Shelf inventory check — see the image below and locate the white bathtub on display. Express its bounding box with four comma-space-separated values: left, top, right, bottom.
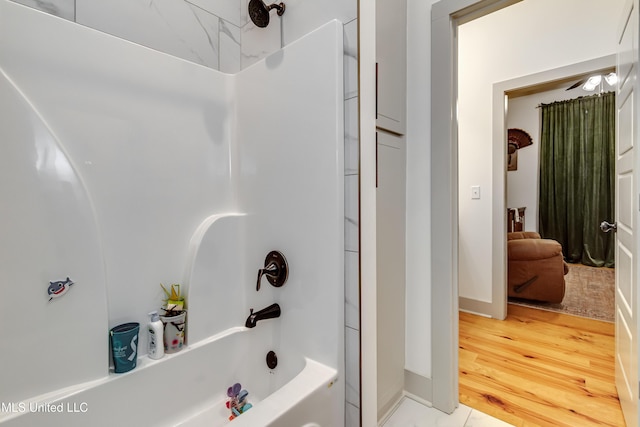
0, 325, 340, 427
179, 358, 338, 427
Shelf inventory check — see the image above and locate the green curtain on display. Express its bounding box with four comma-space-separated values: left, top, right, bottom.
539, 92, 615, 267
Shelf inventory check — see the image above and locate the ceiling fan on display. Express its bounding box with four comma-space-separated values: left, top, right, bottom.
566, 72, 617, 91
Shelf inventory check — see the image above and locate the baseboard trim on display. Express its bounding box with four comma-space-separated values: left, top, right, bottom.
377, 389, 404, 424
404, 369, 432, 404
377, 372, 434, 426
378, 369, 433, 426
459, 296, 497, 318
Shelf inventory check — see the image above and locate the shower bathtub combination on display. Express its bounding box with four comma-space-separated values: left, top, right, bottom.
0, 1, 345, 426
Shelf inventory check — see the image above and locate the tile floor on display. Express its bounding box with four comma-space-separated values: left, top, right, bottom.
381, 396, 513, 427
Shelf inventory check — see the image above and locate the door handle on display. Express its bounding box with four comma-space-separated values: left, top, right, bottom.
600, 221, 617, 233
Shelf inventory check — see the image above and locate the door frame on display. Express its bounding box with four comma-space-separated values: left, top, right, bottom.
430, 0, 522, 413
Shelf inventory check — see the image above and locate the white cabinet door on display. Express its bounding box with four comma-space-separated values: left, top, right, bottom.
376, 0, 406, 135
376, 129, 406, 413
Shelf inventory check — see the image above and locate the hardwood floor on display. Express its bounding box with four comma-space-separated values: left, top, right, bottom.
459, 304, 625, 427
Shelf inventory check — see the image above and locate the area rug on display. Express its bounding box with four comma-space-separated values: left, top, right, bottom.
509, 263, 615, 322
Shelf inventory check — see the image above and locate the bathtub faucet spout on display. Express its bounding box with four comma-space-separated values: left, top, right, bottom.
245, 303, 281, 328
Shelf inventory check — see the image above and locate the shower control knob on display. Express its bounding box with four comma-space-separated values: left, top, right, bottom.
256, 250, 288, 291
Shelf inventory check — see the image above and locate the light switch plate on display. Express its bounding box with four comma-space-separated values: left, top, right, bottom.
471, 185, 480, 199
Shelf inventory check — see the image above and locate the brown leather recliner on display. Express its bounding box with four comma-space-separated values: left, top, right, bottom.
507, 232, 569, 303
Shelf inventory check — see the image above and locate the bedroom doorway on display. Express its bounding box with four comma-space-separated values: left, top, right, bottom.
430, 0, 634, 419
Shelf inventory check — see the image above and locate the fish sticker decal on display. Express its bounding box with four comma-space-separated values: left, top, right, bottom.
48, 277, 74, 301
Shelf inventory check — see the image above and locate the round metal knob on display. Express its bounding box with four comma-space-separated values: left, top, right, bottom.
600, 221, 617, 233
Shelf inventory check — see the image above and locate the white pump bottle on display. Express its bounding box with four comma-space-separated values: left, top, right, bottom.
148, 311, 165, 360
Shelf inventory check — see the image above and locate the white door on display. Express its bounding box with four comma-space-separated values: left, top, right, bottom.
615, 1, 639, 425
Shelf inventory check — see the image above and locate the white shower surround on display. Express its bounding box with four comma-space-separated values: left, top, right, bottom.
0, 1, 344, 424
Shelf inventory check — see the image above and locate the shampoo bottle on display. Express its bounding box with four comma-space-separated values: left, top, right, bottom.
147, 311, 164, 360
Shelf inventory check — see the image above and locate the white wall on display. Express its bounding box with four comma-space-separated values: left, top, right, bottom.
236, 22, 344, 373
506, 99, 541, 230
1, 0, 235, 403
457, 0, 624, 305
405, 0, 437, 380
0, 70, 109, 404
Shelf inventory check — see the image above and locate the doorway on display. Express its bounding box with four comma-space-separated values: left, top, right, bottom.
504, 66, 616, 323
457, 59, 620, 425
430, 0, 628, 416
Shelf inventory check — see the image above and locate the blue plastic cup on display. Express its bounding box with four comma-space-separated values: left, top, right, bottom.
110, 322, 140, 373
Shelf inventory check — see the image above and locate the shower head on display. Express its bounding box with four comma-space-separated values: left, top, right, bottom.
248, 0, 285, 28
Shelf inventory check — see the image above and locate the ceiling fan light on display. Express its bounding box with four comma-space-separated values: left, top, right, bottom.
582, 75, 602, 91
604, 72, 618, 86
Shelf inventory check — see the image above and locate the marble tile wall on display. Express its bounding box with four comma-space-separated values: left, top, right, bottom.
343, 17, 360, 427
12, 0, 74, 20
14, 0, 360, 425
